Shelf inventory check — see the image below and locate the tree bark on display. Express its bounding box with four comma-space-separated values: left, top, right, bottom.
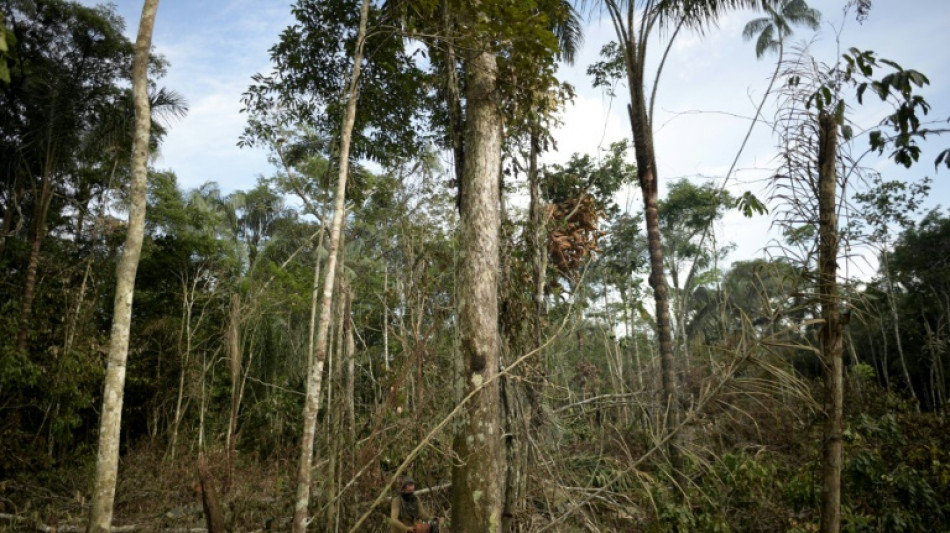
637, 146, 678, 439
609, 0, 681, 475
527, 131, 546, 348
343, 283, 357, 526
441, 0, 464, 196
16, 174, 52, 352
817, 111, 843, 533
881, 253, 918, 407
197, 453, 227, 533
451, 48, 504, 533
225, 293, 242, 493
87, 1, 158, 530
292, 0, 370, 530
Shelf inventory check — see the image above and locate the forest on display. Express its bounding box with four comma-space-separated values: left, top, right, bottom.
1, 0, 949, 531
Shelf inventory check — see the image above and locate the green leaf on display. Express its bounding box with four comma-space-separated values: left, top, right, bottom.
736, 191, 768, 218
869, 130, 885, 153
936, 149, 950, 170
880, 58, 902, 71
908, 70, 929, 87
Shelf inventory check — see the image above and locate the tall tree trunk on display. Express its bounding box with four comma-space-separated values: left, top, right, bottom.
605, 0, 681, 474
382, 263, 390, 373
817, 111, 843, 533
292, 0, 369, 529
87, 1, 158, 530
168, 274, 197, 461
527, 131, 545, 349
441, 0, 464, 194
343, 283, 357, 526
327, 275, 346, 530
16, 175, 52, 352
451, 48, 503, 533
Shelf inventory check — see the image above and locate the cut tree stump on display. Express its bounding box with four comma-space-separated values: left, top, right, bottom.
197, 452, 228, 533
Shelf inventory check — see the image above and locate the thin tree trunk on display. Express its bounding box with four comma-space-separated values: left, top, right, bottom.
16, 176, 52, 352
451, 48, 503, 533
626, 284, 644, 390
528, 131, 545, 348
307, 205, 328, 372
225, 293, 241, 493
877, 315, 891, 390
441, 0, 464, 191
817, 111, 843, 533
882, 253, 918, 407
607, 0, 682, 476
169, 275, 196, 461
64, 258, 93, 356
327, 276, 346, 529
343, 283, 356, 527
383, 264, 390, 373
921, 312, 939, 410
292, 0, 369, 529
87, 1, 158, 530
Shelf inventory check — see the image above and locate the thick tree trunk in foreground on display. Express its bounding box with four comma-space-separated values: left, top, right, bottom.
817, 111, 843, 533
451, 49, 504, 533
292, 0, 369, 530
87, 1, 158, 530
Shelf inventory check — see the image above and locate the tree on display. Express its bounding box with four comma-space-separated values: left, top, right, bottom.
815, 109, 843, 533
773, 38, 940, 533
590, 0, 768, 481
292, 0, 370, 529
854, 174, 929, 403
743, 0, 819, 59
87, 0, 159, 531
658, 179, 734, 361
888, 210, 950, 410
450, 44, 505, 532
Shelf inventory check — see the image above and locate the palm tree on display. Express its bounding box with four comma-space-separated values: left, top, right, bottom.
596, 0, 813, 488
714, 0, 820, 195
743, 0, 820, 59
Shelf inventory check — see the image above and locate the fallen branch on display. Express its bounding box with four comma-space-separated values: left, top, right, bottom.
553, 392, 644, 414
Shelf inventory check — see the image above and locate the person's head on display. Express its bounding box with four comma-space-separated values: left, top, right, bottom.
400, 477, 416, 497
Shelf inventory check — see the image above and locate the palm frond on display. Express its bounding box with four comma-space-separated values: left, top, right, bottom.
742, 17, 770, 40
554, 3, 584, 65
755, 24, 774, 58
654, 0, 767, 33
150, 87, 189, 125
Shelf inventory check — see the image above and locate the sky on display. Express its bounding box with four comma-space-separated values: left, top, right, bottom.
86, 0, 950, 275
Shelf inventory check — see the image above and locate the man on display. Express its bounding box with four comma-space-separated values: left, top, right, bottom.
390, 478, 434, 533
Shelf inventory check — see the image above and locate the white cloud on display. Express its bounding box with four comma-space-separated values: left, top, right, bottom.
546, 93, 628, 166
